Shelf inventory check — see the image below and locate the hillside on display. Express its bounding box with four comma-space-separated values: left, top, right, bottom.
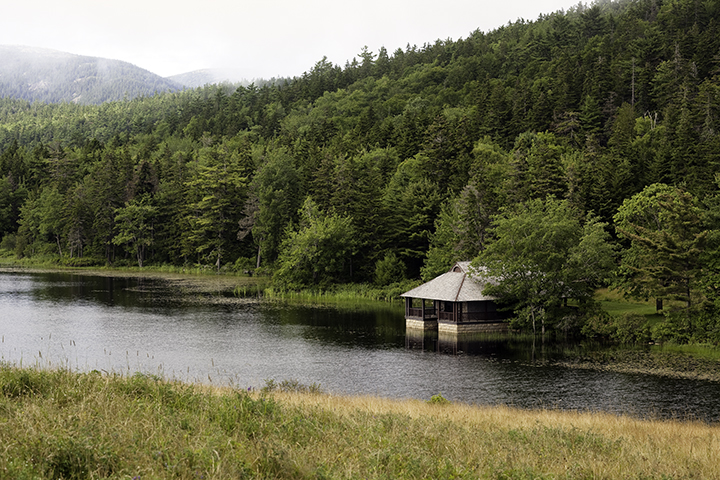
0, 45, 183, 104
1, 0, 720, 343
168, 68, 249, 88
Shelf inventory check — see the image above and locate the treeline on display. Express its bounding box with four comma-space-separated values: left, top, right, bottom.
1, 0, 720, 341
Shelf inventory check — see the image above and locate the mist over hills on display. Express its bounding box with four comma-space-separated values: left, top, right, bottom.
0, 45, 184, 104
167, 68, 254, 89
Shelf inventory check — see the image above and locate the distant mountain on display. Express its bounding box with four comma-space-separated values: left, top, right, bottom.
167, 68, 251, 89
0, 45, 184, 105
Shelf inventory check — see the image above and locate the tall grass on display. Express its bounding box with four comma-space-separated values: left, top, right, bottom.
264, 280, 420, 305
0, 255, 259, 278
2, 365, 719, 479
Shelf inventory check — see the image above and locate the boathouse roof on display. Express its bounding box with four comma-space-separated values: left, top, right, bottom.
401, 262, 497, 302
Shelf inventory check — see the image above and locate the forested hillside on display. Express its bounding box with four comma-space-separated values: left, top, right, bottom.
0, 46, 182, 104
1, 0, 720, 341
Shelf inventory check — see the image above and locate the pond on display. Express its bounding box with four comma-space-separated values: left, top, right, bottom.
2, 270, 720, 422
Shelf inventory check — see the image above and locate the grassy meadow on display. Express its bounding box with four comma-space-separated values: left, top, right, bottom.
1, 365, 719, 479
593, 288, 661, 318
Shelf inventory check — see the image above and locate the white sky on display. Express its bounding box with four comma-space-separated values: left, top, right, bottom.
1, 0, 576, 79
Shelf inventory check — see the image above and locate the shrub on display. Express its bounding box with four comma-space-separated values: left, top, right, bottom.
427, 393, 451, 405
0, 233, 16, 252
374, 251, 407, 286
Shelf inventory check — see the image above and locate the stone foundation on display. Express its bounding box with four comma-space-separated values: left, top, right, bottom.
405, 318, 438, 330
437, 321, 508, 334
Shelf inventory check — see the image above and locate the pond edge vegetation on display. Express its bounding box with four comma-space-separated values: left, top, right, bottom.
1, 364, 719, 480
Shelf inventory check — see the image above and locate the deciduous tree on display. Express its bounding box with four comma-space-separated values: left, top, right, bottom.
473, 196, 615, 334
273, 197, 357, 290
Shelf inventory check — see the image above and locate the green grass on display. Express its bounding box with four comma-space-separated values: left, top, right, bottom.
654, 343, 720, 361
263, 280, 420, 305
2, 365, 720, 479
594, 288, 660, 317
0, 254, 259, 278
0, 255, 412, 306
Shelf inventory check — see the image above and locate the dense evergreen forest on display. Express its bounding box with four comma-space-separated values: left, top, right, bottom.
2, 0, 720, 342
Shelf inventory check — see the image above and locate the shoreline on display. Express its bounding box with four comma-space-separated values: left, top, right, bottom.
3, 264, 720, 384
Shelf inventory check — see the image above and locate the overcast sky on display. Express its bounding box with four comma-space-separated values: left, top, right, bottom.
2, 0, 575, 79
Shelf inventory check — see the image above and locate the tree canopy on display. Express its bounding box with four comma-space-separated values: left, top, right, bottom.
1, 0, 720, 341
472, 197, 615, 334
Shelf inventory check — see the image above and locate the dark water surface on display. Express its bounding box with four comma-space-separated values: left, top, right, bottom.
2, 271, 720, 422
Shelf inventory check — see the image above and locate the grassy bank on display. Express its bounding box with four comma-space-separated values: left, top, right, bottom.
0, 259, 266, 303
594, 288, 661, 318
0, 256, 416, 306
0, 255, 261, 281
1, 366, 719, 479
262, 281, 419, 305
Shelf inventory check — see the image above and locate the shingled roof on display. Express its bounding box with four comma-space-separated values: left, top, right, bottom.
401, 262, 496, 302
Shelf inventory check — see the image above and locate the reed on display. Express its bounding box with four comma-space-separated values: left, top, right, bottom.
2, 365, 719, 479
263, 280, 420, 305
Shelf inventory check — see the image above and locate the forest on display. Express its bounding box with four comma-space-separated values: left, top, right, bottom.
1, 0, 720, 343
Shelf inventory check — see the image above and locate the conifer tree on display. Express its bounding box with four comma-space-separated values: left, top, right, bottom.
614, 183, 708, 310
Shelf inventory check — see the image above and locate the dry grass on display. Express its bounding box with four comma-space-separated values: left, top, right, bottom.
273, 390, 720, 479
2, 366, 719, 479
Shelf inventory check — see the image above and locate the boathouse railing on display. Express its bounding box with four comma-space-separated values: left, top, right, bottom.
407, 307, 437, 319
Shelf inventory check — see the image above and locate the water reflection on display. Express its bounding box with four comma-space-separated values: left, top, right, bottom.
2, 270, 720, 423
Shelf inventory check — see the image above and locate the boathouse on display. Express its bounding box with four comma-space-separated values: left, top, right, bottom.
401, 261, 508, 334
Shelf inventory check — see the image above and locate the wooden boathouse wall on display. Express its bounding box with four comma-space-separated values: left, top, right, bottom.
401, 262, 508, 334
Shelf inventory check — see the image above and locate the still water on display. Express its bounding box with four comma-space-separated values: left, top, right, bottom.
2, 271, 720, 422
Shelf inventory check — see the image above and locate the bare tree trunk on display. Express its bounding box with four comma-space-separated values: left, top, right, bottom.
531, 307, 536, 336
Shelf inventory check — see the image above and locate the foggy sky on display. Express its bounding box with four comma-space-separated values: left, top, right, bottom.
1, 0, 577, 79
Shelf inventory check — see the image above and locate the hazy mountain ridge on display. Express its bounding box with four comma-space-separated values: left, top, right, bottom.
0, 45, 184, 105
167, 68, 251, 89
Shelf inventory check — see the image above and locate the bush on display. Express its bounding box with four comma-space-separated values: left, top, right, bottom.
427, 393, 451, 405
582, 310, 652, 344
374, 252, 406, 286
60, 256, 105, 267
233, 256, 257, 275
0, 233, 16, 252
652, 308, 720, 345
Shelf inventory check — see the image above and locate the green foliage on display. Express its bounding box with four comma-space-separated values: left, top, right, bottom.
614, 184, 707, 310
582, 311, 654, 344
473, 197, 616, 335
422, 181, 493, 281
427, 393, 451, 405
183, 143, 249, 271
374, 251, 407, 286
0, 233, 15, 252
0, 0, 720, 343
112, 197, 157, 267
273, 197, 357, 290
381, 157, 443, 278
248, 147, 301, 267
